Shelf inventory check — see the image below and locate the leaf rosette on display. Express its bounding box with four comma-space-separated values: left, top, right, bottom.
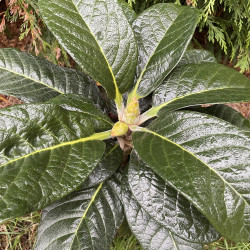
0, 0, 249, 249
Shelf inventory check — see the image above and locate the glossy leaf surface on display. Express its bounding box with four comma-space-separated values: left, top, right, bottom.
152, 63, 250, 113
178, 49, 217, 66
83, 141, 123, 189
35, 180, 123, 250
133, 110, 250, 241
132, 4, 199, 98
121, 167, 203, 250
0, 104, 107, 222
128, 151, 219, 243
49, 93, 120, 190
188, 104, 250, 136
48, 94, 112, 132
39, 0, 137, 100
0, 48, 103, 104
119, 0, 137, 24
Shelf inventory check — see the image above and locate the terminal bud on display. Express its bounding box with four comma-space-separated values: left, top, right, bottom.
111, 121, 129, 137
124, 97, 140, 125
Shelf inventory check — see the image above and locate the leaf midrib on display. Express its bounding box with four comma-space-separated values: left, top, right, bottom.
137, 128, 250, 209
158, 86, 248, 108
0, 131, 111, 169
169, 232, 179, 250
146, 86, 250, 119
68, 0, 121, 102
69, 182, 103, 250
0, 65, 65, 94
131, 6, 189, 98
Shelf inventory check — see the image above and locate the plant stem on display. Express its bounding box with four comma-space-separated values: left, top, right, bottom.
115, 92, 124, 121
138, 106, 160, 124
90, 130, 112, 141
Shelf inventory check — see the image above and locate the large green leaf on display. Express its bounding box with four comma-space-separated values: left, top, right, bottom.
82, 141, 123, 189
133, 110, 250, 241
121, 167, 203, 250
188, 104, 250, 136
0, 104, 109, 222
48, 94, 112, 132
0, 48, 104, 106
119, 0, 137, 24
145, 63, 250, 119
130, 4, 199, 99
39, 0, 137, 101
128, 151, 219, 243
50, 95, 122, 189
178, 49, 217, 66
35, 180, 124, 250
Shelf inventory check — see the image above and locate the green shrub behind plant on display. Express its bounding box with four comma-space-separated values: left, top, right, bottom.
126, 0, 250, 73
0, 0, 70, 66
1, 0, 248, 72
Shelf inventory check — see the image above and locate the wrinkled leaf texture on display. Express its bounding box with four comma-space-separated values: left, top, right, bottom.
0, 49, 104, 108
121, 166, 204, 250
39, 0, 137, 100
47, 94, 112, 132
0, 104, 110, 222
127, 151, 219, 243
188, 104, 250, 136
1, 0, 249, 247
178, 49, 217, 66
152, 63, 250, 114
82, 141, 123, 189
132, 4, 199, 98
133, 110, 250, 241
35, 179, 123, 250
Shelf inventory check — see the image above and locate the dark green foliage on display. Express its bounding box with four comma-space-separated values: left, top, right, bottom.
1, 0, 248, 71
0, 1, 249, 249
126, 0, 250, 73
133, 110, 250, 241
35, 181, 124, 250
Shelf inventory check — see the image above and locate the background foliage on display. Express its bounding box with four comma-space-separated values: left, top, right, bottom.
1, 0, 249, 72
0, 0, 70, 66
126, 0, 250, 73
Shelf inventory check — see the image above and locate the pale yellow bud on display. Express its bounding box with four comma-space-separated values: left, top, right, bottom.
124, 97, 140, 125
111, 121, 129, 137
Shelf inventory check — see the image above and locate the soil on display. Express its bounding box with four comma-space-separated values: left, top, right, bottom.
227, 103, 250, 119
0, 94, 22, 108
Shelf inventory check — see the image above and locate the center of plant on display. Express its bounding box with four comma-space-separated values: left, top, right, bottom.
111, 96, 141, 138
110, 97, 141, 152
123, 97, 140, 125
111, 121, 129, 137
